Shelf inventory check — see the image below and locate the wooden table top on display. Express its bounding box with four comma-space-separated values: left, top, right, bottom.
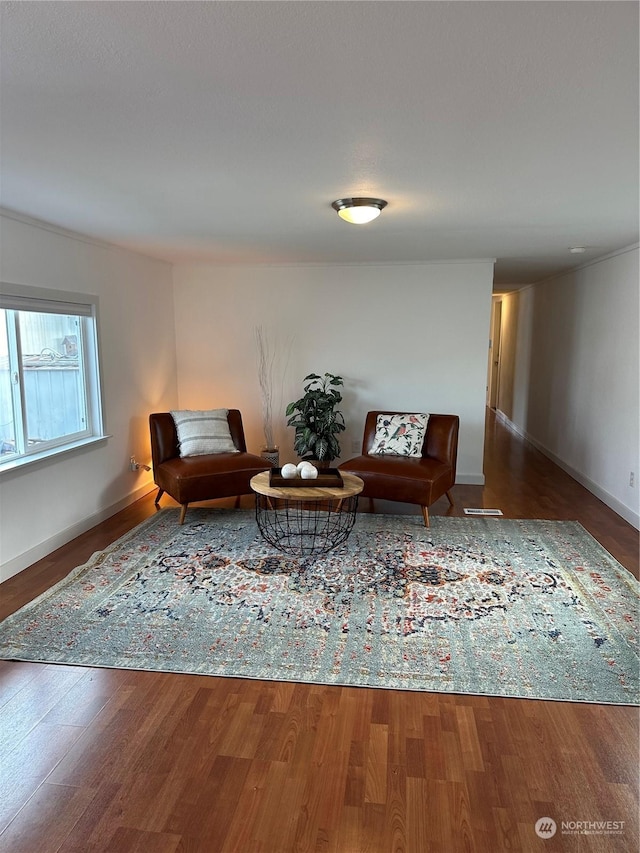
250, 470, 364, 500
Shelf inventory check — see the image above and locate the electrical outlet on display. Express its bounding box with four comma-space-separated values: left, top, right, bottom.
630, 471, 635, 487
351, 440, 360, 453
130, 456, 151, 473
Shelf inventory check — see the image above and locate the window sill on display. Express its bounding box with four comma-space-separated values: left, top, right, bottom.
0, 435, 111, 476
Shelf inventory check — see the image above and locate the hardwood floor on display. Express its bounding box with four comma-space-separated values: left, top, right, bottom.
1, 410, 638, 852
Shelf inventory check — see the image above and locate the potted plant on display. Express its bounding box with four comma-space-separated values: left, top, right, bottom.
285, 372, 346, 464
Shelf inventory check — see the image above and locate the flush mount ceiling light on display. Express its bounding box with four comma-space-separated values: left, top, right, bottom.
569, 246, 587, 254
331, 197, 387, 224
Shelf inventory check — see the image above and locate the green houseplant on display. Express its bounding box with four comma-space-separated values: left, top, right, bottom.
285, 372, 346, 463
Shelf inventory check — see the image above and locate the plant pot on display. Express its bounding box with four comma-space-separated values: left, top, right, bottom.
309, 459, 331, 470
260, 446, 279, 467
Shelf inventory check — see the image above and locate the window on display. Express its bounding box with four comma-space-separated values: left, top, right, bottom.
0, 284, 105, 468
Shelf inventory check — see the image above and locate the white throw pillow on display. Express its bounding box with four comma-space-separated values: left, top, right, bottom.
368, 413, 428, 457
170, 409, 238, 457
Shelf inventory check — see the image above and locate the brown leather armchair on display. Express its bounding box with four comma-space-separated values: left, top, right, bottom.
338, 411, 459, 527
149, 410, 272, 524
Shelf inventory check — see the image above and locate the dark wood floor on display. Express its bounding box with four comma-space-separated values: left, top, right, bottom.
1, 410, 638, 852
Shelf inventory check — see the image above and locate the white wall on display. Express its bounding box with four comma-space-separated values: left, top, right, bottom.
496, 245, 639, 528
0, 212, 179, 580
172, 261, 495, 484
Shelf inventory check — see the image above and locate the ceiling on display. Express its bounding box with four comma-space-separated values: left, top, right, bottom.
1, 1, 638, 288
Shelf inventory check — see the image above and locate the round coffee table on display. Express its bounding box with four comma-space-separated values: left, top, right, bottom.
250, 471, 364, 555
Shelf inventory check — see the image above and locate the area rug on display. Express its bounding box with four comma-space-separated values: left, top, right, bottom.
1, 510, 638, 704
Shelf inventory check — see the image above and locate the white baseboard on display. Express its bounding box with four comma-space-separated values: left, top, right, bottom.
495, 410, 639, 530
456, 473, 485, 486
0, 484, 156, 583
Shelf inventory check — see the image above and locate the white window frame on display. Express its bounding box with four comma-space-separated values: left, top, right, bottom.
0, 282, 106, 472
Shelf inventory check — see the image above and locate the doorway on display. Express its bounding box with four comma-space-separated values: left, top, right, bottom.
487, 298, 502, 409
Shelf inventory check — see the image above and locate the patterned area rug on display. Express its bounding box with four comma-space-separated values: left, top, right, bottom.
1, 510, 638, 704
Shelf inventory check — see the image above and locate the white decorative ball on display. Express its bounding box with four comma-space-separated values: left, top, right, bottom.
281, 463, 298, 478
297, 461, 314, 472
300, 465, 318, 479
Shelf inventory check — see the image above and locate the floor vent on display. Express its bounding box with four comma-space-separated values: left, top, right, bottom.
463, 508, 503, 516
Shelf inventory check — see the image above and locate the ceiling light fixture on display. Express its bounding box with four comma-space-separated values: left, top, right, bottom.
569, 246, 587, 254
331, 197, 387, 224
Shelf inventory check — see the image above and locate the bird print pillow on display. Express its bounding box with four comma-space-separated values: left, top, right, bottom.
368, 413, 428, 457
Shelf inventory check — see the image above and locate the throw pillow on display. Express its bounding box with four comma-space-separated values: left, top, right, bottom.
368, 413, 428, 457
170, 409, 238, 457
